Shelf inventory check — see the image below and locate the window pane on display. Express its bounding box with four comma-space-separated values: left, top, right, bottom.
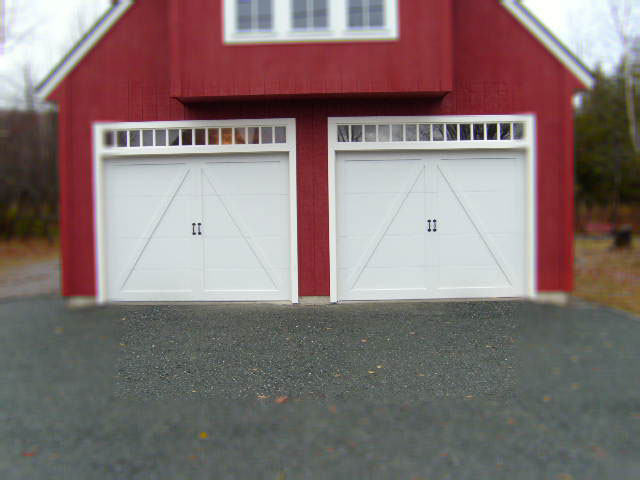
237, 0, 252, 30
460, 124, 471, 141
195, 129, 206, 145
365, 125, 377, 142
235, 127, 246, 144
369, 0, 385, 27
143, 130, 154, 146
104, 131, 114, 147
275, 126, 287, 143
169, 129, 179, 146
433, 124, 444, 141
181, 129, 193, 146
348, 0, 364, 28
208, 128, 219, 145
351, 125, 363, 142
487, 123, 498, 140
257, 0, 272, 30
117, 131, 128, 147
130, 130, 141, 147
261, 127, 273, 143
500, 123, 511, 140
222, 128, 233, 145
513, 122, 525, 140
419, 124, 430, 141
392, 124, 403, 141
406, 124, 417, 141
293, 0, 307, 29
155, 130, 166, 146
337, 125, 349, 142
473, 124, 485, 140
313, 0, 328, 28
446, 124, 458, 141
378, 124, 390, 142
248, 127, 260, 144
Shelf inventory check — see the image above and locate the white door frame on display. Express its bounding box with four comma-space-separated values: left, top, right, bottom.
93, 118, 299, 304
328, 115, 537, 303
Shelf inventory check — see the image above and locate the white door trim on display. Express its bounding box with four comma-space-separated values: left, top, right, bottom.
93, 118, 299, 304
328, 114, 537, 303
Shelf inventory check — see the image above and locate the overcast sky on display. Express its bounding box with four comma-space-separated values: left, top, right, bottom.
0, 0, 630, 107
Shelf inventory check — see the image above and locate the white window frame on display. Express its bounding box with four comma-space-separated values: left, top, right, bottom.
327, 114, 538, 303
92, 118, 299, 304
224, 0, 398, 44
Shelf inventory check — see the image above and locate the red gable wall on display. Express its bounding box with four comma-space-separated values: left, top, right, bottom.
169, 0, 454, 99
49, 0, 584, 297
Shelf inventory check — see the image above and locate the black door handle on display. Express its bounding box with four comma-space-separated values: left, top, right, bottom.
192, 223, 196, 235
433, 219, 437, 232
427, 219, 432, 232
197, 223, 202, 235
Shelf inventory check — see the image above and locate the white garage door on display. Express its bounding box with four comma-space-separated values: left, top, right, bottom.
103, 154, 291, 301
336, 151, 528, 301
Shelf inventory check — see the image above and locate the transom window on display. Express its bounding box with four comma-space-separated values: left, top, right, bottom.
348, 0, 384, 29
293, 0, 328, 30
237, 0, 273, 32
224, 0, 398, 43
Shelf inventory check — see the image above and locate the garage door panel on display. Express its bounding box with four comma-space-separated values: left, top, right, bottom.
341, 159, 425, 194
208, 194, 287, 237
366, 234, 425, 268
437, 234, 501, 267
352, 266, 426, 292
107, 163, 190, 196
437, 158, 517, 192
203, 160, 286, 195
122, 268, 200, 293
203, 268, 281, 293
461, 191, 521, 233
437, 266, 510, 290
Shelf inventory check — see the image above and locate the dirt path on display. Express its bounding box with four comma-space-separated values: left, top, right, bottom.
0, 259, 60, 300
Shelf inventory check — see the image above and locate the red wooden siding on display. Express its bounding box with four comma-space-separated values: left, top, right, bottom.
169, 0, 454, 99
49, 0, 585, 297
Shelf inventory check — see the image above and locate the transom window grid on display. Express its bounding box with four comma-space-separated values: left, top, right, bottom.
336, 121, 526, 143
293, 0, 328, 30
102, 125, 288, 149
348, 0, 385, 29
237, 0, 273, 32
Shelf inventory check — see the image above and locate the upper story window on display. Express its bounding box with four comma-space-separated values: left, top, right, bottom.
224, 0, 398, 43
348, 0, 384, 29
237, 0, 273, 32
293, 0, 328, 30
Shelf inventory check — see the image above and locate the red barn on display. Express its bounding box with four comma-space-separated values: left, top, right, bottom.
37, 0, 593, 304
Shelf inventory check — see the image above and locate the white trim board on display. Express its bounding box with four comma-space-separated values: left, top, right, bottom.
93, 118, 299, 304
500, 0, 594, 89
327, 114, 538, 303
36, 1, 134, 100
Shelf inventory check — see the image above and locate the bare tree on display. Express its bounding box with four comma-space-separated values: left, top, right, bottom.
609, 0, 639, 155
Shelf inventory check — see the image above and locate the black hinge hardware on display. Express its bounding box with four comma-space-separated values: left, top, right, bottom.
197, 223, 202, 235
427, 219, 432, 232
192, 223, 196, 235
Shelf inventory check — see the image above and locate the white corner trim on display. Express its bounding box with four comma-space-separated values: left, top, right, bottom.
327, 114, 538, 303
93, 118, 299, 304
37, 1, 135, 100
501, 0, 594, 89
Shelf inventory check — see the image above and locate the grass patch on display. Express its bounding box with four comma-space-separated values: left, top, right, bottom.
574, 236, 640, 315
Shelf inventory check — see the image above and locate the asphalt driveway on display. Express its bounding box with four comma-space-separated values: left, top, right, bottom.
1, 297, 639, 479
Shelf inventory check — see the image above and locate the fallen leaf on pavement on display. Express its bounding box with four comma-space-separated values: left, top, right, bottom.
571, 383, 580, 390
368, 370, 376, 374
275, 396, 289, 404
21, 451, 38, 457
199, 432, 208, 440
409, 332, 416, 335
257, 395, 270, 399
54, 327, 63, 334
328, 405, 337, 414
377, 365, 383, 369
543, 396, 552, 402
507, 418, 516, 425
361, 338, 368, 343
556, 475, 573, 480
